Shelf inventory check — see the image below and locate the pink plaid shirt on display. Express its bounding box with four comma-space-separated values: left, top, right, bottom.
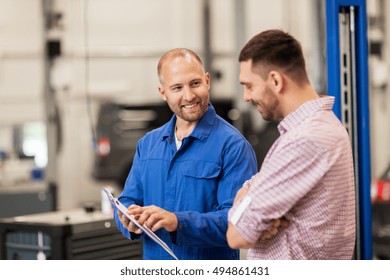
228, 96, 356, 259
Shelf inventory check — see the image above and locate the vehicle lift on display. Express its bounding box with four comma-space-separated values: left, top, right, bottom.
326, 0, 372, 259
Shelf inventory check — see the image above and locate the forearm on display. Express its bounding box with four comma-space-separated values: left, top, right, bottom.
174, 210, 230, 247
226, 222, 255, 249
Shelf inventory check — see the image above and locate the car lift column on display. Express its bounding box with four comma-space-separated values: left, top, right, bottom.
42, 0, 61, 210
326, 0, 372, 259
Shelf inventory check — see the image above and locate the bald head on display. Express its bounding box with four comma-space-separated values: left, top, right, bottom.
157, 48, 204, 84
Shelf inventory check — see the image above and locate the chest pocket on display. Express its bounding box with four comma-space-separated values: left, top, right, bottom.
183, 162, 221, 179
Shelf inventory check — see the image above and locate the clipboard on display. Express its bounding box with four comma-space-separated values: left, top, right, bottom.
102, 187, 179, 260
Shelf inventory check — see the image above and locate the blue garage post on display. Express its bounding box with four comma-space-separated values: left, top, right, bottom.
326, 0, 372, 259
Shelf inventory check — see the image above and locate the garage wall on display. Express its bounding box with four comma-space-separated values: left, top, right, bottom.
0, 0, 334, 210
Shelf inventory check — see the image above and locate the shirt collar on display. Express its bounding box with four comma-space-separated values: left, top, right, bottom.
278, 96, 335, 134
161, 103, 216, 142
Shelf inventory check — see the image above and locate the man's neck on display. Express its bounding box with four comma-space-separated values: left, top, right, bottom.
281, 84, 319, 117
175, 120, 197, 141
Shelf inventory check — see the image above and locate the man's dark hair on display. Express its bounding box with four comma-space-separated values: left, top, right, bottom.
239, 29, 309, 85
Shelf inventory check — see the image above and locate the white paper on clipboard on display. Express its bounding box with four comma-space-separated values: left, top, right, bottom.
102, 187, 178, 260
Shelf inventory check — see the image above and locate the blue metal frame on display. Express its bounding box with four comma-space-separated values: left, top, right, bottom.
326, 0, 372, 259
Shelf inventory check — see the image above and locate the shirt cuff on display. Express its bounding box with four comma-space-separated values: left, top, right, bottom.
228, 195, 270, 244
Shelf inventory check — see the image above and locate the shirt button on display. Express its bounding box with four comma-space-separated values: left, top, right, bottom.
177, 242, 182, 246
179, 225, 183, 231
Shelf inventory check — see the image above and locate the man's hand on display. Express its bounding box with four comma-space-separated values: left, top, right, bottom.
118, 204, 143, 234
259, 218, 289, 240
227, 217, 289, 249
128, 205, 178, 232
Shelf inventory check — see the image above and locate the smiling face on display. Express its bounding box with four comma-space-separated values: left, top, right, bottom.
158, 54, 210, 125
239, 60, 281, 121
